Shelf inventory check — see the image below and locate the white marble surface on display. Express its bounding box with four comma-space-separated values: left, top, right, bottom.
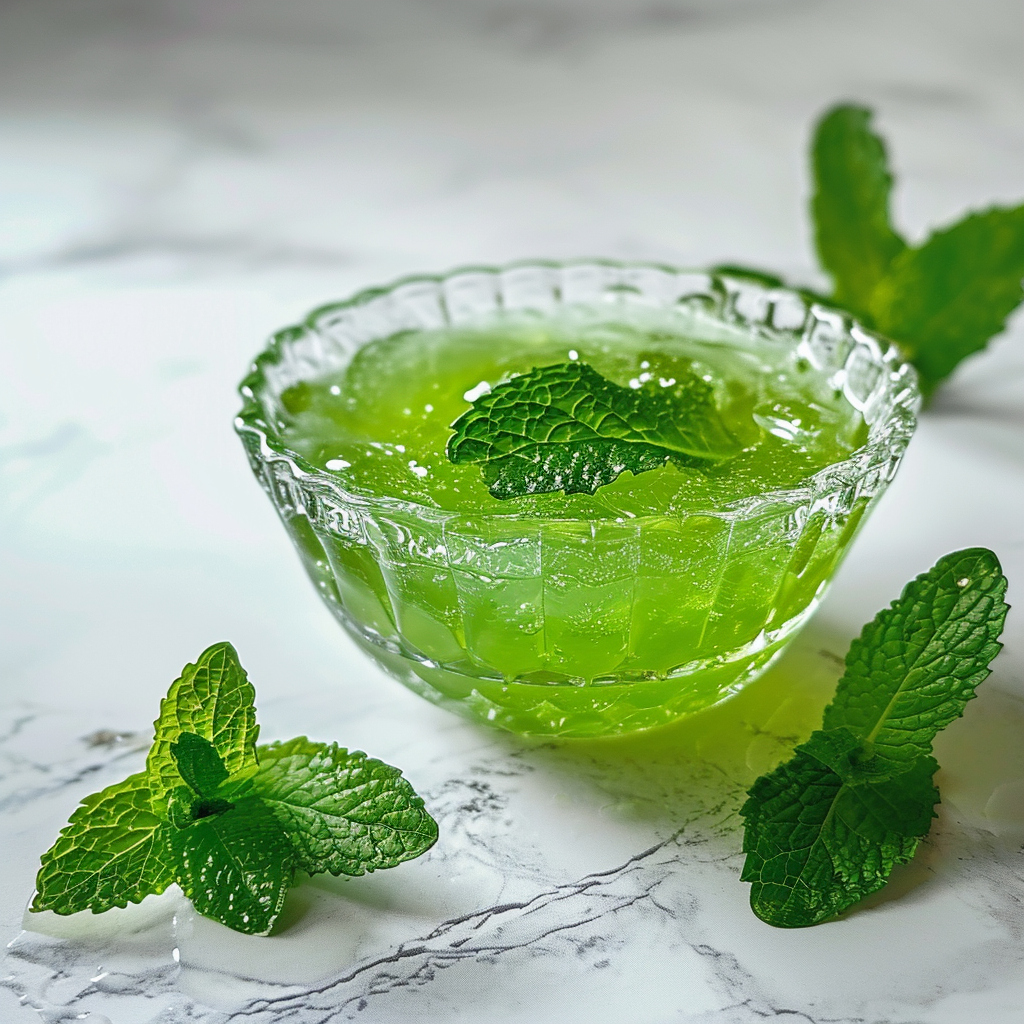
2, 1, 1024, 1021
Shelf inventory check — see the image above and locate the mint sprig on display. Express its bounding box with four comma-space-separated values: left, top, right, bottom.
740, 548, 1009, 928
447, 360, 742, 499
812, 104, 1024, 398
32, 643, 439, 935
721, 104, 1024, 399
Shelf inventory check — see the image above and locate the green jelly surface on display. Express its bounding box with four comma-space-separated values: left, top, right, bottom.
276, 315, 870, 736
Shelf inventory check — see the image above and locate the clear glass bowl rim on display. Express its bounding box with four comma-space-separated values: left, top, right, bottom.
234, 259, 920, 526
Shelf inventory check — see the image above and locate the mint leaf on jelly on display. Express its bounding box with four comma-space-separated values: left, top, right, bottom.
446, 360, 742, 499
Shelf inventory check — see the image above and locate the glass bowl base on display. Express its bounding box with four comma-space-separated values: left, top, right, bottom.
339, 609, 815, 738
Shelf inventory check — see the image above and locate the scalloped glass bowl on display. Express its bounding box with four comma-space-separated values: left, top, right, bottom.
235, 262, 918, 738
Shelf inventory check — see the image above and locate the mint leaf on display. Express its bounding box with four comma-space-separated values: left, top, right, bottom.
32, 772, 174, 915
447, 361, 742, 499
823, 547, 1009, 776
870, 206, 1024, 397
169, 794, 294, 936
811, 104, 907, 317
253, 738, 439, 876
169, 733, 238, 823
808, 105, 1024, 396
786, 725, 897, 784
170, 731, 230, 796
741, 739, 938, 928
147, 642, 259, 807
724, 105, 1023, 398
32, 644, 439, 935
166, 784, 232, 828
741, 547, 1009, 927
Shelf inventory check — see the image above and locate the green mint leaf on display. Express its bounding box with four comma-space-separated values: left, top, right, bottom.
169, 794, 294, 935
147, 642, 259, 808
170, 731, 230, 796
741, 546, 1009, 927
446, 361, 742, 499
32, 772, 174, 916
811, 104, 907, 317
786, 725, 896, 784
741, 737, 938, 928
823, 548, 1009, 776
33, 643, 440, 936
253, 738, 439, 876
870, 206, 1024, 397
167, 735, 239, 823
167, 784, 235, 828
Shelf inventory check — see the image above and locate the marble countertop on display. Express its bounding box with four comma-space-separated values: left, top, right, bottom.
2, 2, 1023, 1021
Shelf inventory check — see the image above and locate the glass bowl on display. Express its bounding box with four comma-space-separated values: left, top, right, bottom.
235, 262, 918, 738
